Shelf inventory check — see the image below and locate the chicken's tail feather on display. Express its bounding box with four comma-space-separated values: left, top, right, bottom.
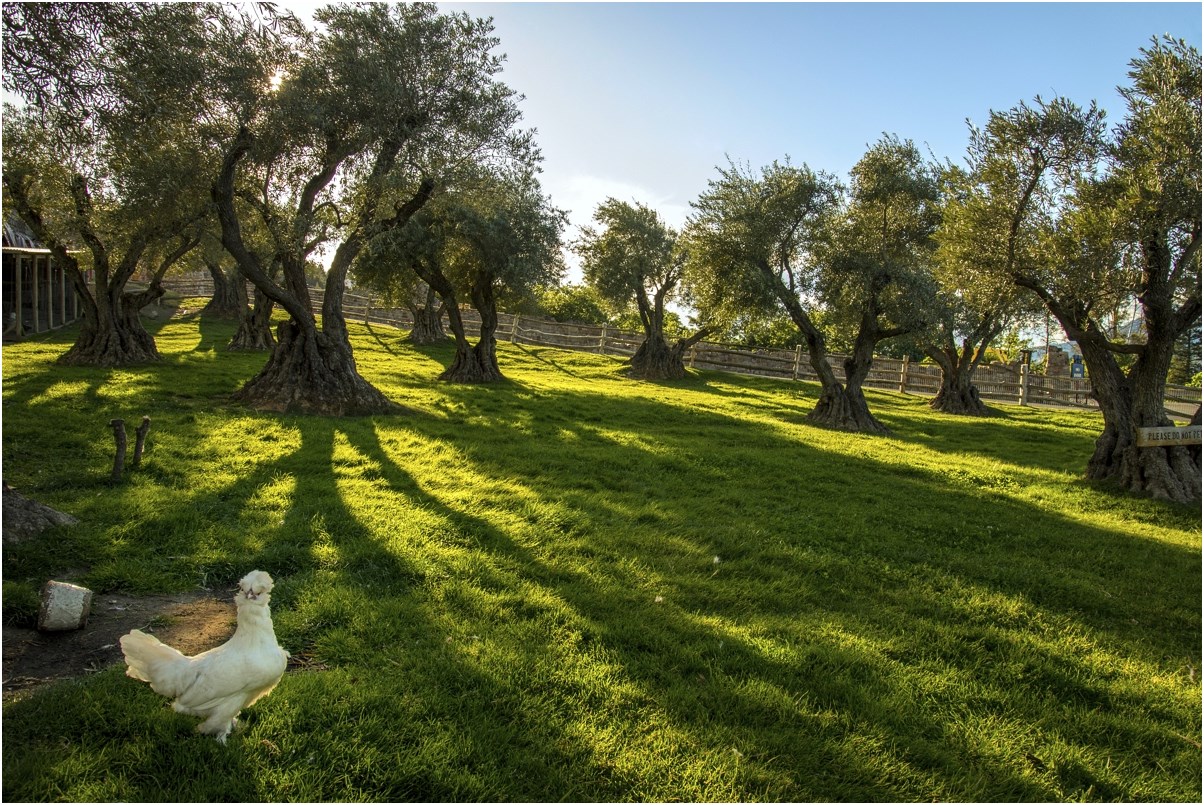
120, 629, 194, 698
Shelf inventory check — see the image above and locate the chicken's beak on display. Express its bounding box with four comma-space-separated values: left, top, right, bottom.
242, 588, 258, 601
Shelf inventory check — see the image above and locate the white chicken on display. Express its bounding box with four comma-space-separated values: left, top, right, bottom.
120, 570, 290, 743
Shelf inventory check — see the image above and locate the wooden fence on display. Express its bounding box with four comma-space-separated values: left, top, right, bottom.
163, 278, 1202, 417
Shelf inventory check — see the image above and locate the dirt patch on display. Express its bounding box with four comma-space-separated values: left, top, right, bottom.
2, 589, 236, 703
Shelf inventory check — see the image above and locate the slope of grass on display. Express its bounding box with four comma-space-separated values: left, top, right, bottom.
2, 309, 1200, 802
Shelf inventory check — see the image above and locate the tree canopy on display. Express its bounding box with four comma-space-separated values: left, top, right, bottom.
685, 147, 936, 433
2, 1, 229, 365
356, 163, 564, 382
209, 1, 534, 410
577, 198, 709, 379
959, 37, 1200, 501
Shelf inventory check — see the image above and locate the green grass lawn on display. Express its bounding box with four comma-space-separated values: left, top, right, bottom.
2, 307, 1200, 802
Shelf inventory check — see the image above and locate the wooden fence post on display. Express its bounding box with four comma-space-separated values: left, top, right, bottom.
791, 344, 802, 381
899, 355, 910, 393
1018, 363, 1030, 406
598, 324, 608, 354
132, 416, 151, 468
11, 255, 24, 338
510, 314, 520, 344
31, 256, 41, 334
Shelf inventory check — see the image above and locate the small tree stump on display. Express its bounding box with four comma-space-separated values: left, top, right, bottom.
38, 580, 93, 631
132, 416, 151, 467
109, 418, 127, 482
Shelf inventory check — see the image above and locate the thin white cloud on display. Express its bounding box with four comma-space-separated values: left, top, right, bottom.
548, 174, 690, 231
544, 173, 692, 285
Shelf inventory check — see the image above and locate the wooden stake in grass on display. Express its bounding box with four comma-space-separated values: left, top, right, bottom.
109, 418, 127, 482
132, 416, 151, 467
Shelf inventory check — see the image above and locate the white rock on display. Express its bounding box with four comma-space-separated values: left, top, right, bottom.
38, 580, 93, 631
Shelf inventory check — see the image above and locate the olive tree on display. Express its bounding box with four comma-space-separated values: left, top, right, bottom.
925, 164, 1043, 415
687, 159, 860, 425
212, 3, 531, 412
357, 165, 565, 383
1011, 39, 1200, 502
818, 135, 941, 431
686, 144, 934, 434
2, 2, 216, 365
938, 95, 1111, 428
576, 199, 713, 380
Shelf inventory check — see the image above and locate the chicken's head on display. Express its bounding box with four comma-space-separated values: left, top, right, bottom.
237, 570, 275, 606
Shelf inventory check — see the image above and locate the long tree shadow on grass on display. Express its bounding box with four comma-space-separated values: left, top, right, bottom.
204, 382, 1196, 801
326, 419, 941, 799
871, 393, 1106, 476
191, 310, 239, 353
2, 339, 1199, 800
8, 408, 636, 800
381, 382, 1200, 799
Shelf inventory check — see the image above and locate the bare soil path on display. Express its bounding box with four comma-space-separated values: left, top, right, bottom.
2, 589, 235, 703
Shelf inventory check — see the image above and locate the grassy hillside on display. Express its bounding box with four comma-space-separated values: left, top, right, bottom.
2, 308, 1200, 802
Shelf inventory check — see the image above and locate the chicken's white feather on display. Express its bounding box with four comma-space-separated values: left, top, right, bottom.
120, 570, 289, 743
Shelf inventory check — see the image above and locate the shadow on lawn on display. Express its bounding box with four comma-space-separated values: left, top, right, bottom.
875, 399, 1103, 475
191, 310, 241, 353
105, 378, 1178, 800
397, 385, 1197, 800
3, 337, 1199, 801
363, 321, 413, 358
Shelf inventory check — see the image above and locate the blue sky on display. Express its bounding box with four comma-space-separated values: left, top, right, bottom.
426, 1, 1200, 278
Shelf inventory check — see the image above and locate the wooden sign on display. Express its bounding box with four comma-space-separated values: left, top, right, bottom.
1136, 426, 1202, 447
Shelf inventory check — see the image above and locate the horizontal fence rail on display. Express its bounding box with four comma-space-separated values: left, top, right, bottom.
163, 277, 1202, 418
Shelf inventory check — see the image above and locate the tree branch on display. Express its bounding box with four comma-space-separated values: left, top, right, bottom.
1168, 219, 1201, 290
677, 325, 716, 351
212, 126, 309, 323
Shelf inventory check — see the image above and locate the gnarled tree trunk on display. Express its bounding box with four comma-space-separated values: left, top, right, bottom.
799, 328, 882, 433
626, 279, 714, 381
228, 279, 275, 352
212, 127, 432, 415
1013, 230, 1201, 504
762, 260, 893, 434
441, 337, 502, 383
629, 334, 688, 380
1078, 334, 1200, 503
926, 345, 991, 416
627, 284, 686, 380
60, 230, 199, 366
59, 289, 161, 366
404, 259, 499, 382
930, 367, 989, 416
629, 326, 714, 381
8, 176, 181, 367
439, 278, 503, 383
834, 322, 891, 434
925, 314, 1004, 416
407, 285, 447, 345
232, 319, 403, 415
796, 304, 892, 434
200, 260, 242, 319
